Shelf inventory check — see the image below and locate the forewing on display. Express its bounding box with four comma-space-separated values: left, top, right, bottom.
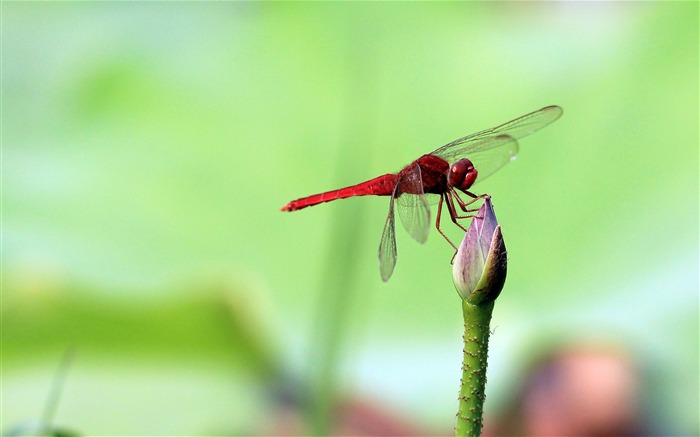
378, 187, 398, 282
458, 135, 519, 184
396, 166, 431, 244
431, 106, 562, 182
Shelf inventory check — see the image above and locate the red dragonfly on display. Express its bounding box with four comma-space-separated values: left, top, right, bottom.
281, 105, 562, 281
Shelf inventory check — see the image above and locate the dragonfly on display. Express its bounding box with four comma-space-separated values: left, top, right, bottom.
281, 105, 563, 281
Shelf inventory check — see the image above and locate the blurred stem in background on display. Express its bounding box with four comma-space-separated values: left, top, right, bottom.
39, 348, 76, 436
305, 14, 380, 435
452, 198, 507, 436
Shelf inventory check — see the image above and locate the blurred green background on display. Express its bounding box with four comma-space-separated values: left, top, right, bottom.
3, 2, 698, 436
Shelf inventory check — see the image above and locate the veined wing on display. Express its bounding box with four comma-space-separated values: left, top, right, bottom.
395, 165, 431, 244
378, 184, 399, 282
431, 105, 562, 183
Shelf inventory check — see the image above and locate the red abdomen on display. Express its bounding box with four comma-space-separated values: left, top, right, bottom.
281, 173, 398, 212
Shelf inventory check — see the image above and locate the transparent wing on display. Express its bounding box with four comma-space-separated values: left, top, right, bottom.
396, 165, 431, 244
378, 185, 398, 282
432, 105, 562, 161
431, 105, 562, 184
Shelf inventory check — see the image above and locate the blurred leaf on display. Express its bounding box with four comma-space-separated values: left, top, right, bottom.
2, 277, 281, 380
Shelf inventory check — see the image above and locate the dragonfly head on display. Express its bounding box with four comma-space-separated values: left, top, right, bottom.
448, 158, 478, 191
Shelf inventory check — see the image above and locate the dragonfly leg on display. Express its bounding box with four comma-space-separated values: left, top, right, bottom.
444, 192, 487, 264
445, 190, 481, 222
451, 188, 489, 213
441, 194, 471, 264
435, 195, 458, 251
437, 193, 489, 264
445, 194, 470, 231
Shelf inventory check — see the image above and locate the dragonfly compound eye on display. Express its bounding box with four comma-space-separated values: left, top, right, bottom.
448, 158, 478, 190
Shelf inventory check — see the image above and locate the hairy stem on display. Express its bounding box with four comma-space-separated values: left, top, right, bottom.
455, 300, 494, 437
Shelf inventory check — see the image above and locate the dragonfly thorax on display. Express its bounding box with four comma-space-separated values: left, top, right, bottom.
448, 158, 478, 191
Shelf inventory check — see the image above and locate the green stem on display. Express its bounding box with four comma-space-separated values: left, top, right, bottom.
455, 299, 494, 437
